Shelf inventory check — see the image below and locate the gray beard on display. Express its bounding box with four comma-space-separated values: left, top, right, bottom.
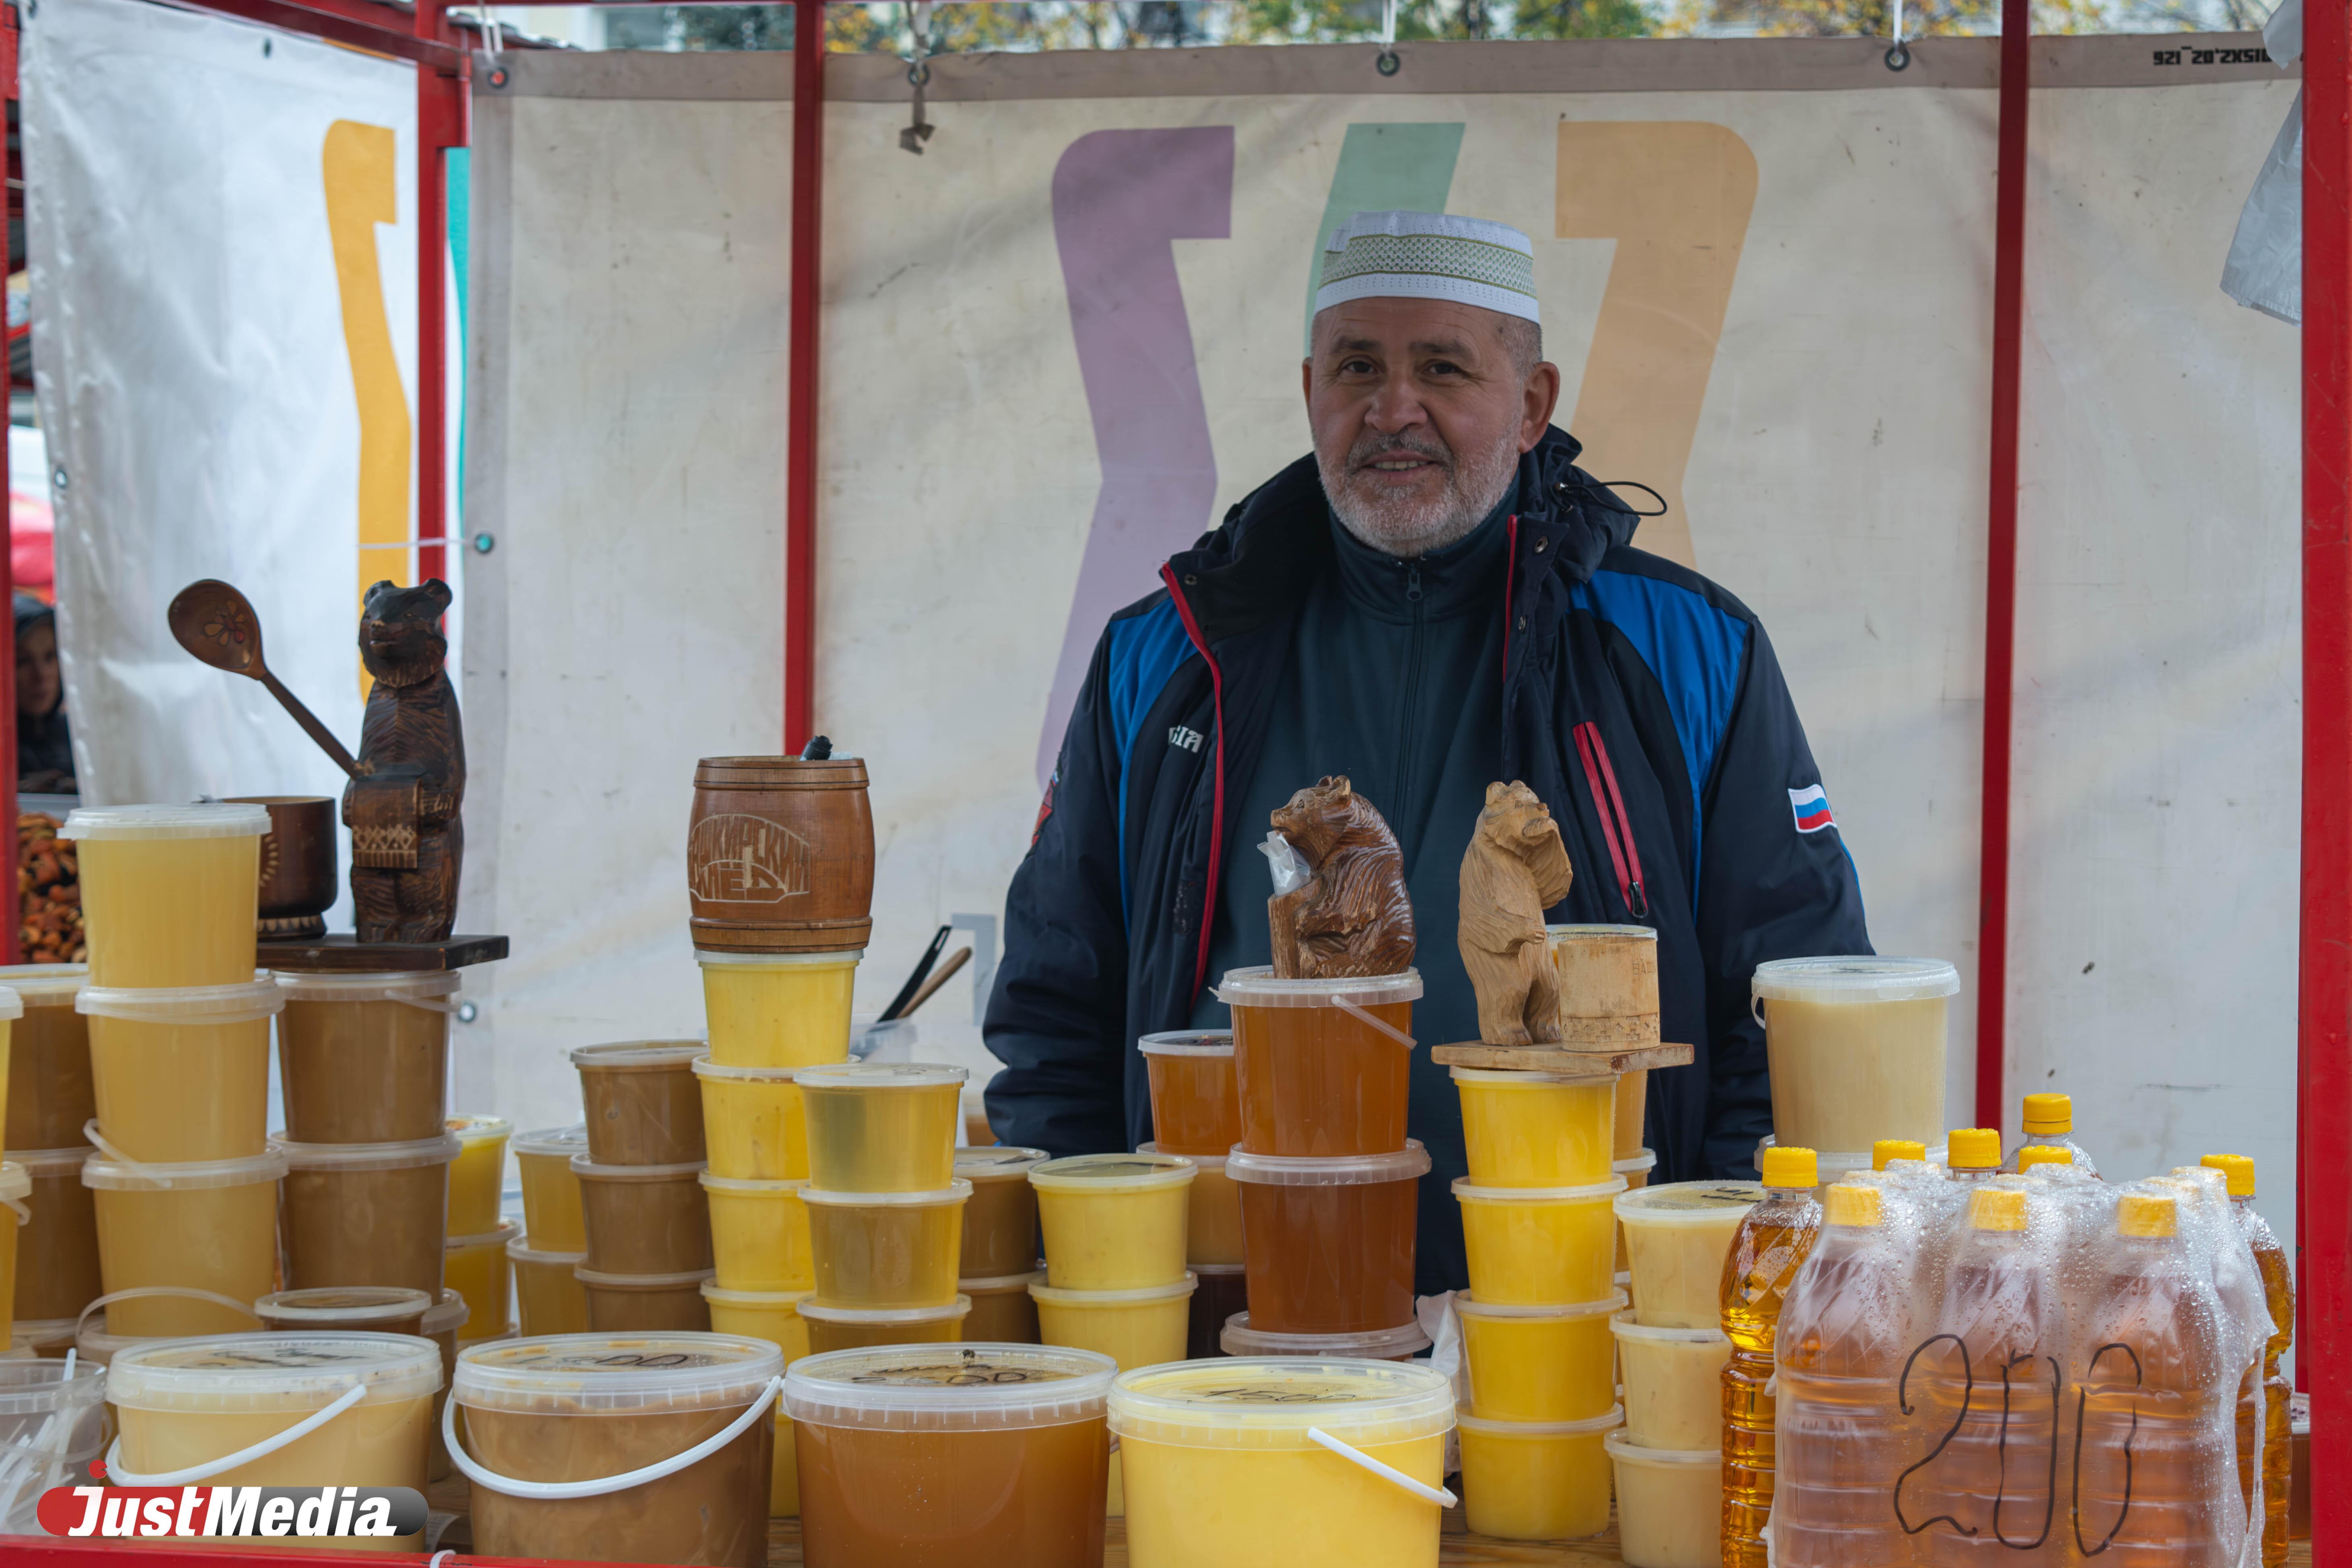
1321, 433, 1521, 558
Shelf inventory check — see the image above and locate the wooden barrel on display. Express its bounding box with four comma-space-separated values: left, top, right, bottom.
1547, 924, 1661, 1048
687, 756, 875, 954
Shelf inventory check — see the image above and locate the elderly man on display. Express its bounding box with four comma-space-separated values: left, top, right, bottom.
986, 210, 1870, 1294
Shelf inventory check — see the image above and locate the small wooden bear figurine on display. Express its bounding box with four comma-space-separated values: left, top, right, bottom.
1459, 780, 1574, 1044
1267, 775, 1415, 980
345, 580, 466, 942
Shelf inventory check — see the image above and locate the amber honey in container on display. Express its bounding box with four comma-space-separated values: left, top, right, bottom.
963, 1271, 1046, 1343
1137, 1030, 1241, 1155
61, 804, 268, 989
1228, 1142, 1428, 1335
1215, 967, 1422, 1157
16, 1144, 101, 1322
454, 1332, 783, 1568
1, 965, 91, 1150
787, 1343, 1116, 1568
508, 1238, 591, 1336
80, 978, 280, 1163
571, 1041, 707, 1166
955, 1145, 1048, 1278
688, 754, 875, 955
273, 1133, 462, 1298
274, 970, 458, 1143
576, 1267, 717, 1333
574, 1157, 715, 1276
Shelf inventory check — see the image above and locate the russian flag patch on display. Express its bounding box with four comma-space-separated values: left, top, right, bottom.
1789, 785, 1836, 835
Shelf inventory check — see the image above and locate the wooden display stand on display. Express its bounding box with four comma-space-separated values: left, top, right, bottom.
260, 932, 510, 973
1431, 1040, 1693, 1076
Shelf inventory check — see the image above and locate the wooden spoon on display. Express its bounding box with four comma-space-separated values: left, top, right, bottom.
167, 580, 359, 778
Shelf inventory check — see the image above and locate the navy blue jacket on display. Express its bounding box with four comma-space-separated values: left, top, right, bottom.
984, 427, 1871, 1184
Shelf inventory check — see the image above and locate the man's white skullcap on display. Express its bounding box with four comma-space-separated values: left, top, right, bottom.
1315, 210, 1540, 328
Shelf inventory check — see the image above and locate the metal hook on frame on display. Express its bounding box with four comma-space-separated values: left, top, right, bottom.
1375, 0, 1399, 74
900, 0, 936, 153
1885, 0, 1910, 70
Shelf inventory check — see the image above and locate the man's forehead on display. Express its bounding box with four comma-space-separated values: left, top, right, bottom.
1312, 299, 1510, 355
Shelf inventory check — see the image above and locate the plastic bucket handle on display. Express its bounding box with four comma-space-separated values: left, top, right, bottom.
444, 1374, 785, 1501
103, 1384, 368, 1487
1333, 999, 1417, 1051
1306, 1425, 1457, 1507
76, 1287, 263, 1339
81, 1121, 163, 1183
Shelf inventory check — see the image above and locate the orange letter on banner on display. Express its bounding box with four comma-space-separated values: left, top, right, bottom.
1557, 122, 1758, 569
323, 120, 412, 699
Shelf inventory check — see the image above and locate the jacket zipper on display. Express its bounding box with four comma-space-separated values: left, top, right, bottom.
1158, 565, 1227, 1001
1573, 721, 1649, 919
1393, 561, 1425, 808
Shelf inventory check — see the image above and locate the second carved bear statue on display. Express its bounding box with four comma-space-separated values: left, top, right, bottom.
1459, 780, 1574, 1044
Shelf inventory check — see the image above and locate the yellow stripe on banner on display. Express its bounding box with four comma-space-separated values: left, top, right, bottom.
323, 119, 413, 701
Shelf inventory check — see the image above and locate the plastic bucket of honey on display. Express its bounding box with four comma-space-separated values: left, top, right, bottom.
1137, 1030, 1240, 1155
80, 978, 278, 1162
451, 1331, 784, 1568
1231, 1143, 1428, 1335
1453, 1175, 1626, 1307
700, 1172, 815, 1292
1607, 1429, 1723, 1568
445, 1219, 521, 1338
83, 1149, 285, 1334
788, 1343, 1118, 1566
570, 1040, 707, 1165
105, 1332, 440, 1549
1030, 1152, 1195, 1291
577, 1267, 716, 1333
963, 1271, 1045, 1343
1456, 1291, 1624, 1423
0, 1358, 106, 1534
0, 1164, 24, 1348
697, 947, 862, 1068
62, 803, 268, 988
574, 1156, 714, 1275
1457, 1404, 1622, 1541
795, 1062, 967, 1193
1610, 1310, 1731, 1450
1613, 1181, 1766, 1329
16, 1145, 100, 1324
446, 1115, 513, 1236
1451, 1066, 1615, 1188
1112, 1357, 1455, 1568
1, 965, 90, 1151
797, 1296, 969, 1356
274, 1133, 461, 1298
1217, 1315, 1431, 1363
512, 1125, 589, 1252
274, 970, 458, 1143
1139, 1141, 1243, 1266
253, 1286, 434, 1338
1750, 957, 1958, 1154
954, 1145, 1047, 1278
1612, 1148, 1658, 1271
508, 1238, 590, 1335
801, 1182, 967, 1308
1030, 1275, 1196, 1371
1215, 967, 1422, 1157
694, 1055, 809, 1180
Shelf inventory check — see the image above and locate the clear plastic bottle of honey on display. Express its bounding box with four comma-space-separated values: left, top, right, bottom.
1946, 1128, 2003, 1184
1720, 1143, 1822, 1568
2202, 1153, 2294, 1568
2003, 1094, 2097, 1176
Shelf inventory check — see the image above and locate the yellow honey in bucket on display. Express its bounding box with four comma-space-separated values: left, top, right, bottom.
694, 1055, 810, 1180
1452, 1176, 1625, 1306
511, 1125, 590, 1252
1451, 1067, 1616, 1188
1456, 1406, 1621, 1541
445, 1219, 520, 1338
1112, 1357, 1455, 1568
795, 1062, 967, 1193
1030, 1153, 1195, 1291
1607, 1429, 1723, 1568
801, 1182, 967, 1309
1611, 1310, 1733, 1450
81, 979, 279, 1163
1613, 1181, 1766, 1329
1139, 1142, 1242, 1266
106, 1332, 441, 1551
62, 804, 268, 989
1030, 1275, 1196, 1370
82, 1151, 286, 1335
445, 1115, 513, 1236
1456, 1291, 1624, 1423
701, 1173, 817, 1293
698, 948, 862, 1068
699, 1281, 811, 1519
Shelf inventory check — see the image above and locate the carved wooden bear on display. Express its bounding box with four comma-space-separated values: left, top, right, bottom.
1459, 780, 1574, 1044
1267, 775, 1415, 980
344, 580, 465, 942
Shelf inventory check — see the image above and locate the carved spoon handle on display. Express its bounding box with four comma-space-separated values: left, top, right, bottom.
258, 669, 360, 778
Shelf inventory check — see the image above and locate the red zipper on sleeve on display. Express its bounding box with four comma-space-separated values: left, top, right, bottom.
1573, 721, 1649, 919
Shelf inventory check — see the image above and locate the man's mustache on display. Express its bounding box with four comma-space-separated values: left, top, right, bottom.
1347, 434, 1455, 474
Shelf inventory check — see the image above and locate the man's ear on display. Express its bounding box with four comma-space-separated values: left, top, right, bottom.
1522, 361, 1563, 452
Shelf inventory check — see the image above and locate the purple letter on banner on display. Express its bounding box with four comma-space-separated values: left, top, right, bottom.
1037, 127, 1235, 788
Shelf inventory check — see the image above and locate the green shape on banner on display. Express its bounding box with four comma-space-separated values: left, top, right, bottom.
447, 146, 470, 524
1304, 122, 1465, 353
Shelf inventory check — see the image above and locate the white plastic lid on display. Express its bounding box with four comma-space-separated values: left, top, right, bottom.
573, 1267, 719, 1289
1219, 1314, 1432, 1360
1138, 1141, 1225, 1173
1030, 1153, 1197, 1193
1457, 1403, 1624, 1439
83, 1149, 287, 1191
1211, 966, 1423, 1009
1609, 1308, 1730, 1347
796, 1296, 972, 1328
16, 1144, 93, 1176
799, 1180, 970, 1211
0, 963, 86, 1006
1109, 1358, 1454, 1450
61, 803, 270, 840
1448, 1065, 1612, 1086
699, 1172, 809, 1198
448, 1219, 521, 1252
512, 1125, 589, 1159
694, 947, 864, 968
1028, 1274, 1197, 1307
691, 1055, 800, 1084
960, 1270, 1047, 1294
785, 1343, 1118, 1431
78, 977, 282, 1024
274, 970, 462, 1002
792, 1062, 969, 1091
272, 1133, 462, 1173
107, 1333, 442, 1412
453, 1333, 782, 1414
1137, 1030, 1234, 1058
569, 1155, 707, 1181
569, 1040, 704, 1069
955, 1146, 1050, 1180
508, 1239, 587, 1267
1229, 1142, 1430, 1188
1613, 1180, 1766, 1224
1456, 1289, 1626, 1324
1605, 1428, 1721, 1465
0, 1164, 25, 1205
1751, 957, 1960, 1003
1452, 1174, 1625, 1206
0, 1357, 105, 1415
423, 1289, 471, 1336
699, 1281, 810, 1308
1614, 1149, 1659, 1175
253, 1287, 435, 1328
1546, 924, 1657, 942
447, 1115, 513, 1144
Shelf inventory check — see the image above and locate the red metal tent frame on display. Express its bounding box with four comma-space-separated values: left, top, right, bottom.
0, 0, 2342, 1557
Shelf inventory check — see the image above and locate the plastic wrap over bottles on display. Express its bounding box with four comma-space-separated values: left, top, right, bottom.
1769, 1168, 2273, 1568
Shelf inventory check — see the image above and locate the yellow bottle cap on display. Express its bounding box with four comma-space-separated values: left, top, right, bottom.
1823, 1183, 1883, 1228
2116, 1193, 2177, 1238
1968, 1187, 2029, 1232
1872, 1140, 1926, 1170
2201, 1153, 2255, 1198
2016, 1145, 2073, 1173
1759, 1146, 1818, 1190
1948, 1128, 2002, 1171
2020, 1092, 2073, 1137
